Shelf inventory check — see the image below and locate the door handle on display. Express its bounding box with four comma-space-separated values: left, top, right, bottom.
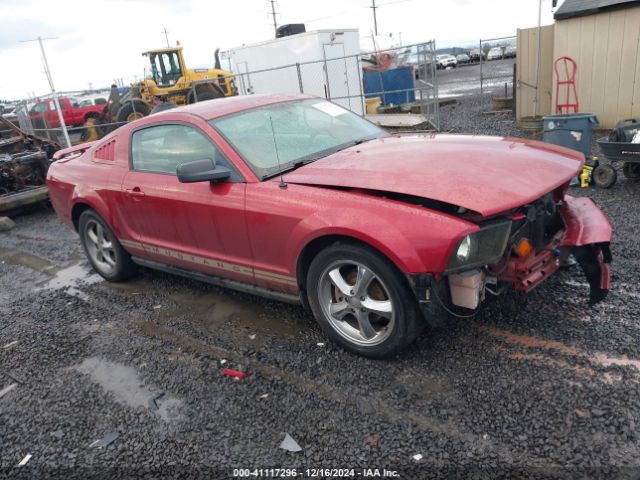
126, 187, 146, 198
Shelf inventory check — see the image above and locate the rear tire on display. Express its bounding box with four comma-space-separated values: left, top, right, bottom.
78, 210, 137, 282
306, 242, 424, 358
622, 162, 640, 180
593, 164, 617, 189
187, 86, 224, 104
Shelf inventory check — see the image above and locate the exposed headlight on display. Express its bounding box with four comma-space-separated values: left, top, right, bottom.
447, 220, 512, 272
457, 235, 472, 262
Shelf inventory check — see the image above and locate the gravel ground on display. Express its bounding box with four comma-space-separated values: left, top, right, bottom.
2, 101, 640, 479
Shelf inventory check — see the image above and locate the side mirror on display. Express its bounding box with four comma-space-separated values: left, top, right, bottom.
176, 158, 231, 183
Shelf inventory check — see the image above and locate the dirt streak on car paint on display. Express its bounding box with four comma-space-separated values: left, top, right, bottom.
484, 326, 640, 376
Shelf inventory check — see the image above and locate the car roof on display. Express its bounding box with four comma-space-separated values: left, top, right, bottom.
168, 93, 315, 121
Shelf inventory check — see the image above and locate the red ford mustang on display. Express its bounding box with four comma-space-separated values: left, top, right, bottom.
47, 94, 612, 358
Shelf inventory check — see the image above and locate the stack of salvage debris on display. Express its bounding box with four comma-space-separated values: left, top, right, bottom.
0, 116, 59, 214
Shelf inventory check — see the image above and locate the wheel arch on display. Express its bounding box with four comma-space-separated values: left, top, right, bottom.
70, 192, 113, 234
294, 230, 425, 293
83, 112, 100, 122
71, 202, 92, 231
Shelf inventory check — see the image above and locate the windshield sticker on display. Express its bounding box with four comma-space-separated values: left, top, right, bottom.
311, 102, 347, 117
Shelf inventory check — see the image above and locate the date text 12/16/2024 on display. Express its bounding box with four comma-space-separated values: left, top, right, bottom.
232, 468, 400, 478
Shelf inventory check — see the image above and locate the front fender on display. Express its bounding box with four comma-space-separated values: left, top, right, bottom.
285, 208, 426, 274
285, 204, 476, 276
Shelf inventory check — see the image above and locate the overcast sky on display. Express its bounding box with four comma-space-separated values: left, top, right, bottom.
0, 0, 555, 101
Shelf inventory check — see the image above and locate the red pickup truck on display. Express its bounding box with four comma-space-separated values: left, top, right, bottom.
30, 96, 104, 129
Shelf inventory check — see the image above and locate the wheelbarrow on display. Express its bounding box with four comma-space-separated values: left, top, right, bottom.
593, 118, 640, 188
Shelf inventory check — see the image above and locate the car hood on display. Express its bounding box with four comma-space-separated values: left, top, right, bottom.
284, 134, 583, 217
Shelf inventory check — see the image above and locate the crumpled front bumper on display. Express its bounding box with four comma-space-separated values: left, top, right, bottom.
499, 195, 612, 305
559, 195, 612, 305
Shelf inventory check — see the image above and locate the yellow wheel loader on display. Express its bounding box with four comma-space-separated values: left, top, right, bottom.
94, 43, 236, 138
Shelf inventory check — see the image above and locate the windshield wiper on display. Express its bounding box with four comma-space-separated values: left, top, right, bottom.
262, 160, 306, 180
261, 137, 375, 180
333, 137, 372, 153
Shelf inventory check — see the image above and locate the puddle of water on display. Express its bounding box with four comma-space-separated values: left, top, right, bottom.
37, 262, 102, 302
0, 246, 56, 274
41, 263, 102, 290
75, 357, 182, 422
103, 279, 148, 294
158, 290, 304, 339
396, 371, 449, 396
0, 246, 102, 300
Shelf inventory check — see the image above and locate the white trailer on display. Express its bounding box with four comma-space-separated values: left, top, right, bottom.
225, 29, 364, 115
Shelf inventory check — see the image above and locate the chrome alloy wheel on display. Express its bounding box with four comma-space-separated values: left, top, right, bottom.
84, 219, 117, 274
317, 261, 395, 346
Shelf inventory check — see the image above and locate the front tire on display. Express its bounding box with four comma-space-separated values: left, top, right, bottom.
116, 100, 150, 124
306, 242, 424, 358
78, 210, 137, 282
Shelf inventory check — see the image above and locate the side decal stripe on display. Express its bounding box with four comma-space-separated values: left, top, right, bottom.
118, 238, 297, 286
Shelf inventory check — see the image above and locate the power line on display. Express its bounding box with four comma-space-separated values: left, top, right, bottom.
269, 0, 278, 35
370, 0, 378, 36
161, 27, 170, 48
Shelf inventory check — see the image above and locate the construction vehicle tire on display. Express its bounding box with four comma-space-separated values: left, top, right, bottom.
188, 86, 224, 104
116, 100, 150, 124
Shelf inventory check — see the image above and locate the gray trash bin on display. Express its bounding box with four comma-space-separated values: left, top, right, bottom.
543, 113, 599, 185
542, 113, 599, 160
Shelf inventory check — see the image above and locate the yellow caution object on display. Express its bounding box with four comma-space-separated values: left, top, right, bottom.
581, 165, 594, 188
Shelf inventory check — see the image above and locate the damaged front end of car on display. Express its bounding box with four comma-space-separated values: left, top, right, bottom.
409, 189, 612, 325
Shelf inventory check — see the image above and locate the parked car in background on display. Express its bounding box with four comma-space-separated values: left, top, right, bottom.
487, 47, 504, 60
455, 53, 470, 64
29, 96, 105, 130
436, 54, 457, 69
77, 97, 107, 107
405, 51, 437, 79
47, 94, 613, 358
504, 45, 517, 58
1, 104, 16, 116
1, 105, 18, 125
469, 49, 485, 62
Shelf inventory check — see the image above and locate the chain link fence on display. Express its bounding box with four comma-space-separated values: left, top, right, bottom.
225, 41, 440, 130
479, 35, 517, 98
13, 40, 441, 144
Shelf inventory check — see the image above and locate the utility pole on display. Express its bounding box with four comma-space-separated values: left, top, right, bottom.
161, 27, 170, 47
269, 0, 278, 35
20, 36, 71, 147
533, 0, 542, 118
370, 0, 378, 36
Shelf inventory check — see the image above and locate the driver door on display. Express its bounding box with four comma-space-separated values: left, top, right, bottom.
118, 122, 254, 284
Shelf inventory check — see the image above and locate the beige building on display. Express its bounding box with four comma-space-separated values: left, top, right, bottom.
517, 0, 640, 128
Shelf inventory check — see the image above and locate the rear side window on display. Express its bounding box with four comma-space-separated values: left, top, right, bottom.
32, 103, 48, 113
131, 123, 238, 178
